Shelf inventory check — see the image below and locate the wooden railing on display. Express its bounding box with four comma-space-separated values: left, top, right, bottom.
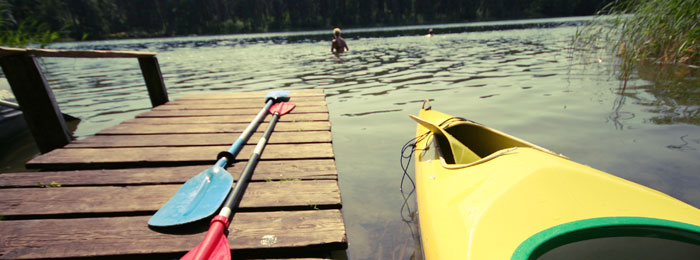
0, 47, 169, 153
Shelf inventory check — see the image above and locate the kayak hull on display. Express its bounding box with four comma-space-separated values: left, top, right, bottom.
412, 107, 700, 260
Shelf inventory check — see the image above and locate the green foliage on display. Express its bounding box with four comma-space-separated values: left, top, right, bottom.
0, 1, 10, 29
0, 19, 59, 47
0, 0, 59, 47
575, 0, 700, 128
37, 181, 62, 188
575, 0, 700, 69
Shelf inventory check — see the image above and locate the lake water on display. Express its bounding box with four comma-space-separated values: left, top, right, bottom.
7, 17, 700, 259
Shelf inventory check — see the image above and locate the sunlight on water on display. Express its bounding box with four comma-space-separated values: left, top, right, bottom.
28, 18, 700, 259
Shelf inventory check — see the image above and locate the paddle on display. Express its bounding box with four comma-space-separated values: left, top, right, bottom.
148, 91, 289, 227
181, 101, 296, 260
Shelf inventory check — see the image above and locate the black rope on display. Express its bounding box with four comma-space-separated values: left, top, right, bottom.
400, 130, 431, 221
438, 116, 476, 128
399, 116, 476, 221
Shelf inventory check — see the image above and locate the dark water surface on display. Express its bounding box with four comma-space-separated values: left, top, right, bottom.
7, 17, 700, 259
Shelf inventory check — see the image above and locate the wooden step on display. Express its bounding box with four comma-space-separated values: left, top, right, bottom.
0, 210, 346, 259
0, 180, 340, 219
27, 143, 335, 170
0, 160, 337, 188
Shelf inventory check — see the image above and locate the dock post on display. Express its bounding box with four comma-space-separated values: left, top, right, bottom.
0, 53, 71, 153
138, 56, 169, 107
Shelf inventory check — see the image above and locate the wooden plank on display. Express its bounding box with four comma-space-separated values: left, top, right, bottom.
66, 131, 332, 148
130, 113, 328, 123
0, 54, 72, 153
1, 160, 337, 188
138, 56, 169, 107
176, 89, 325, 100
26, 143, 335, 169
0, 210, 346, 259
168, 95, 327, 105
99, 121, 330, 135
97, 122, 330, 135
0, 160, 337, 188
0, 180, 340, 218
0, 46, 156, 58
153, 100, 328, 110
135, 106, 327, 117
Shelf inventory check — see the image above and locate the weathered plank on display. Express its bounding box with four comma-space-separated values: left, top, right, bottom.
66, 131, 332, 148
0, 46, 156, 58
129, 113, 329, 123
97, 122, 330, 135
0, 180, 340, 218
26, 143, 335, 169
176, 89, 325, 100
0, 160, 337, 188
168, 95, 327, 105
154, 100, 328, 110
0, 210, 346, 259
135, 106, 327, 117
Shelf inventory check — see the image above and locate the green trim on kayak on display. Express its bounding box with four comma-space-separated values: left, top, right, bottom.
512, 217, 700, 260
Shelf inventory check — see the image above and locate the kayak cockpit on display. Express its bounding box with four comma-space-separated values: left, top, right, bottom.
442, 123, 534, 158
515, 217, 700, 259
411, 108, 559, 167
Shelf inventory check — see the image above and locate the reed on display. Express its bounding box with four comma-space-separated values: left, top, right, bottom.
1, 20, 59, 48
574, 0, 699, 72
1, 2, 58, 48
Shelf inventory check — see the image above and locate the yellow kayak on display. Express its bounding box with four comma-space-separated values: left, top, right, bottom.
410, 104, 700, 259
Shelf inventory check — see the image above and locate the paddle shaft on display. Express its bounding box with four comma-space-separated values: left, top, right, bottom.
221, 111, 280, 220
189, 112, 281, 260
214, 99, 274, 169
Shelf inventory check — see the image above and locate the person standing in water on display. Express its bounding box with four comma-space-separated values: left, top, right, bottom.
331, 28, 349, 53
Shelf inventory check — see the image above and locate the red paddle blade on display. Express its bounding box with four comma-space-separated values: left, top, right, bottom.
181, 236, 229, 260
269, 102, 295, 116
181, 216, 231, 260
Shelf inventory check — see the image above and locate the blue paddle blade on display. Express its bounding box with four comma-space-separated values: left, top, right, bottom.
149, 166, 234, 227
265, 90, 290, 103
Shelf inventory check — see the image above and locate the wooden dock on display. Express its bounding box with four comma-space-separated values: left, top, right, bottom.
0, 89, 346, 259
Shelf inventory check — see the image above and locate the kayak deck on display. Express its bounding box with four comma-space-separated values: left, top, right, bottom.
412, 107, 700, 260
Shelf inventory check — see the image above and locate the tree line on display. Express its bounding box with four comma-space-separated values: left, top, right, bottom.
2, 0, 614, 41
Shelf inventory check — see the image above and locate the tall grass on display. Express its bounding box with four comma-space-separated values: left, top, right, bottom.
574, 0, 700, 73
0, 1, 59, 48
1, 20, 59, 48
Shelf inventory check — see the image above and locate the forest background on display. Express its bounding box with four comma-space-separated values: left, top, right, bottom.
2, 0, 614, 41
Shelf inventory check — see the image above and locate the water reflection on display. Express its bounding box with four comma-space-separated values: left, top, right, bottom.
633, 63, 700, 125
594, 53, 700, 128
609, 80, 633, 130
667, 135, 700, 152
